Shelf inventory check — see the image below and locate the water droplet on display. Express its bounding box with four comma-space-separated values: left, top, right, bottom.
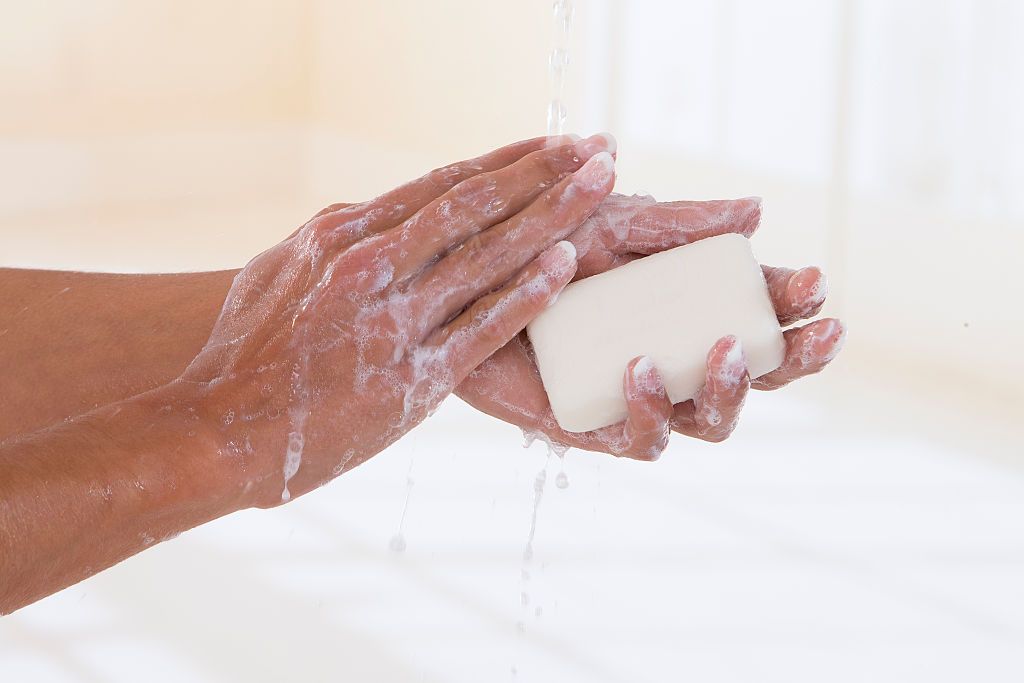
555, 470, 570, 489
389, 534, 407, 553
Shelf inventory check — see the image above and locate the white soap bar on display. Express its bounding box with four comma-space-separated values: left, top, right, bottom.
527, 233, 785, 433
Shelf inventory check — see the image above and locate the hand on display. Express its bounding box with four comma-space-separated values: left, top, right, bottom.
180, 134, 617, 506
455, 193, 846, 460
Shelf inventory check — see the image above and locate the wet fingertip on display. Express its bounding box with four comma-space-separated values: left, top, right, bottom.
708, 334, 738, 362
538, 239, 577, 268
739, 196, 763, 236
554, 239, 577, 261
625, 355, 664, 398
573, 132, 616, 160
573, 151, 616, 192
630, 354, 654, 379
823, 318, 848, 357
596, 132, 617, 154
791, 267, 828, 309
709, 336, 748, 387
722, 337, 745, 368
799, 318, 846, 365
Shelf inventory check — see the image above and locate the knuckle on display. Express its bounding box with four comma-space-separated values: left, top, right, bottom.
451, 173, 498, 206
461, 231, 521, 278
429, 163, 466, 188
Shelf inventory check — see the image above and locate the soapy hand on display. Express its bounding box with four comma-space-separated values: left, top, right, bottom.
180, 135, 617, 506
456, 192, 846, 460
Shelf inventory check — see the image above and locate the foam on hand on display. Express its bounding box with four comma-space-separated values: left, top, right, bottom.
527, 233, 785, 433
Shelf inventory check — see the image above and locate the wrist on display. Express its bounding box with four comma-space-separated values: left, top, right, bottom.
110, 380, 258, 517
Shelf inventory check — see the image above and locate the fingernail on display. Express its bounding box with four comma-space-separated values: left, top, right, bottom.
793, 267, 828, 307
554, 239, 576, 261
573, 132, 616, 160
573, 151, 615, 191
716, 336, 747, 386
540, 239, 577, 269
630, 355, 662, 395
801, 319, 846, 365
823, 320, 848, 360
595, 132, 617, 154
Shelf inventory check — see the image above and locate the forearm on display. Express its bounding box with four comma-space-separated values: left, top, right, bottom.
0, 380, 245, 614
0, 268, 237, 440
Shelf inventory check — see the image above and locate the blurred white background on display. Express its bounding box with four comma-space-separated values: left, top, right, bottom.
1, 1, 1022, 681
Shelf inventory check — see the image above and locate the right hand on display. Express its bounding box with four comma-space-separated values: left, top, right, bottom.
179, 134, 617, 507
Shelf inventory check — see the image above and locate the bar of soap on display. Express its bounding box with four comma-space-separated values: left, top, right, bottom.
527, 233, 785, 433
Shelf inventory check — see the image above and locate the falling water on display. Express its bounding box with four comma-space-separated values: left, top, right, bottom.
512, 7, 577, 676
546, 1, 574, 137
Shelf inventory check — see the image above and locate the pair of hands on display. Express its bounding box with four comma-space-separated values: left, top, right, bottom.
179, 134, 844, 509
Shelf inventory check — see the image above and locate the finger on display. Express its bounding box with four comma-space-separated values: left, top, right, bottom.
618, 356, 673, 461
308, 136, 579, 248
311, 202, 356, 219
672, 336, 750, 443
613, 196, 762, 255
406, 151, 615, 342
752, 318, 846, 391
280, 202, 359, 242
349, 133, 615, 286
425, 240, 579, 382
762, 265, 828, 326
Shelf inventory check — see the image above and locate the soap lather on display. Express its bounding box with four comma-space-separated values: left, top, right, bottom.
527, 233, 785, 433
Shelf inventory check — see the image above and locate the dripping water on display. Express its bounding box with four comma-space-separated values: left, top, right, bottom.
389, 442, 417, 553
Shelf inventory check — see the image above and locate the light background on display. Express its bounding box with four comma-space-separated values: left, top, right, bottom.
1, 1, 1022, 681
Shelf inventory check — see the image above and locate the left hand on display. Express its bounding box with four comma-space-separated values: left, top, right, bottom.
455, 193, 846, 460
